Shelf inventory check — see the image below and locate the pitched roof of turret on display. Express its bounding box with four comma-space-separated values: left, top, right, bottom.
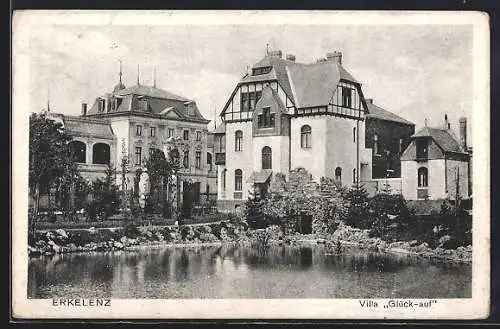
412, 126, 465, 153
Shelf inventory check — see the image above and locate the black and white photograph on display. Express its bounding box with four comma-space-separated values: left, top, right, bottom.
11, 10, 490, 319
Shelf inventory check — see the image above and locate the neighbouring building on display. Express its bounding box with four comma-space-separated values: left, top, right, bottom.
44, 112, 117, 182
363, 98, 415, 195
45, 64, 217, 208
214, 49, 415, 211
401, 115, 471, 200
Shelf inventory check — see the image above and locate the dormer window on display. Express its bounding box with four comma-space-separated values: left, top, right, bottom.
258, 107, 275, 128
98, 99, 105, 113
252, 66, 272, 76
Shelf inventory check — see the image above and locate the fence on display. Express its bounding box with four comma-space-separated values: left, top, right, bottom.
361, 178, 402, 197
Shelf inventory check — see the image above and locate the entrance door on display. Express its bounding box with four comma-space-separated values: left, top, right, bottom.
182, 182, 195, 219
299, 213, 313, 234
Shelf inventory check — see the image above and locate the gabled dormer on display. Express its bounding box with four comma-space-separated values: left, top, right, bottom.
252, 85, 290, 137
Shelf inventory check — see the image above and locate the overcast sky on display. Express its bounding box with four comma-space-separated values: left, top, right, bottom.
27, 15, 473, 140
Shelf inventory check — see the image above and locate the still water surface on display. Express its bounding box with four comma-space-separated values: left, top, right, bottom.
28, 245, 471, 298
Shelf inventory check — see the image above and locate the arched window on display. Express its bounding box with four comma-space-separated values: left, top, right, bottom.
70, 141, 86, 163
235, 169, 242, 191
262, 146, 272, 169
301, 125, 312, 148
92, 143, 110, 165
418, 167, 428, 187
235, 130, 243, 152
335, 167, 342, 182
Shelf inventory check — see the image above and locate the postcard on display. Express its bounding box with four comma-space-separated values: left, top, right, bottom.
11, 10, 490, 319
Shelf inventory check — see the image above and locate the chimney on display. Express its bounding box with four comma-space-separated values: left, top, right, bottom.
366, 98, 373, 104
286, 54, 296, 62
268, 50, 282, 58
444, 114, 450, 130
326, 51, 342, 64
459, 117, 467, 150
81, 102, 87, 116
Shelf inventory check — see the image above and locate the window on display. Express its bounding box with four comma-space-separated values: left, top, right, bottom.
241, 90, 262, 111
135, 147, 142, 166
183, 130, 189, 141
183, 151, 189, 168
235, 130, 243, 151
252, 66, 272, 76
207, 152, 213, 171
195, 151, 201, 169
235, 169, 242, 191
116, 97, 123, 110
150, 127, 156, 137
258, 107, 275, 128
353, 127, 356, 143
70, 141, 86, 163
373, 134, 379, 155
335, 167, 342, 182
416, 138, 429, 159
136, 125, 142, 136
353, 168, 356, 184
222, 169, 227, 190
301, 125, 312, 148
167, 128, 175, 138
262, 146, 272, 169
92, 143, 110, 165
98, 99, 105, 113
139, 99, 148, 111
342, 87, 352, 108
418, 167, 428, 188
196, 131, 202, 141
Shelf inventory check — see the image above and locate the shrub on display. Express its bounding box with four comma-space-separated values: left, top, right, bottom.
368, 193, 412, 240
343, 185, 371, 229
180, 225, 191, 240
123, 222, 140, 238
209, 223, 223, 239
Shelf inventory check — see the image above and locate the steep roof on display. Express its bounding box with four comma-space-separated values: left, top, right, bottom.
113, 84, 190, 102
255, 84, 288, 113
238, 54, 359, 109
241, 56, 298, 101
413, 126, 465, 153
86, 83, 209, 122
286, 61, 357, 108
365, 101, 414, 126
62, 115, 114, 139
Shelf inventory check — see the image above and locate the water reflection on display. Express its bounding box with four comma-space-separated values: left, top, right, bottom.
28, 245, 471, 299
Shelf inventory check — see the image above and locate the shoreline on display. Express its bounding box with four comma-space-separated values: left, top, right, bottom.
28, 225, 472, 264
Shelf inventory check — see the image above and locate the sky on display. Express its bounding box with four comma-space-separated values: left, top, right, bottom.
26, 14, 473, 141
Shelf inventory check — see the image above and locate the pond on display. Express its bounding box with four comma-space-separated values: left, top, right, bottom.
28, 245, 471, 299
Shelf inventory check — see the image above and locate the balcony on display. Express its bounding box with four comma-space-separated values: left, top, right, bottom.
215, 152, 226, 165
